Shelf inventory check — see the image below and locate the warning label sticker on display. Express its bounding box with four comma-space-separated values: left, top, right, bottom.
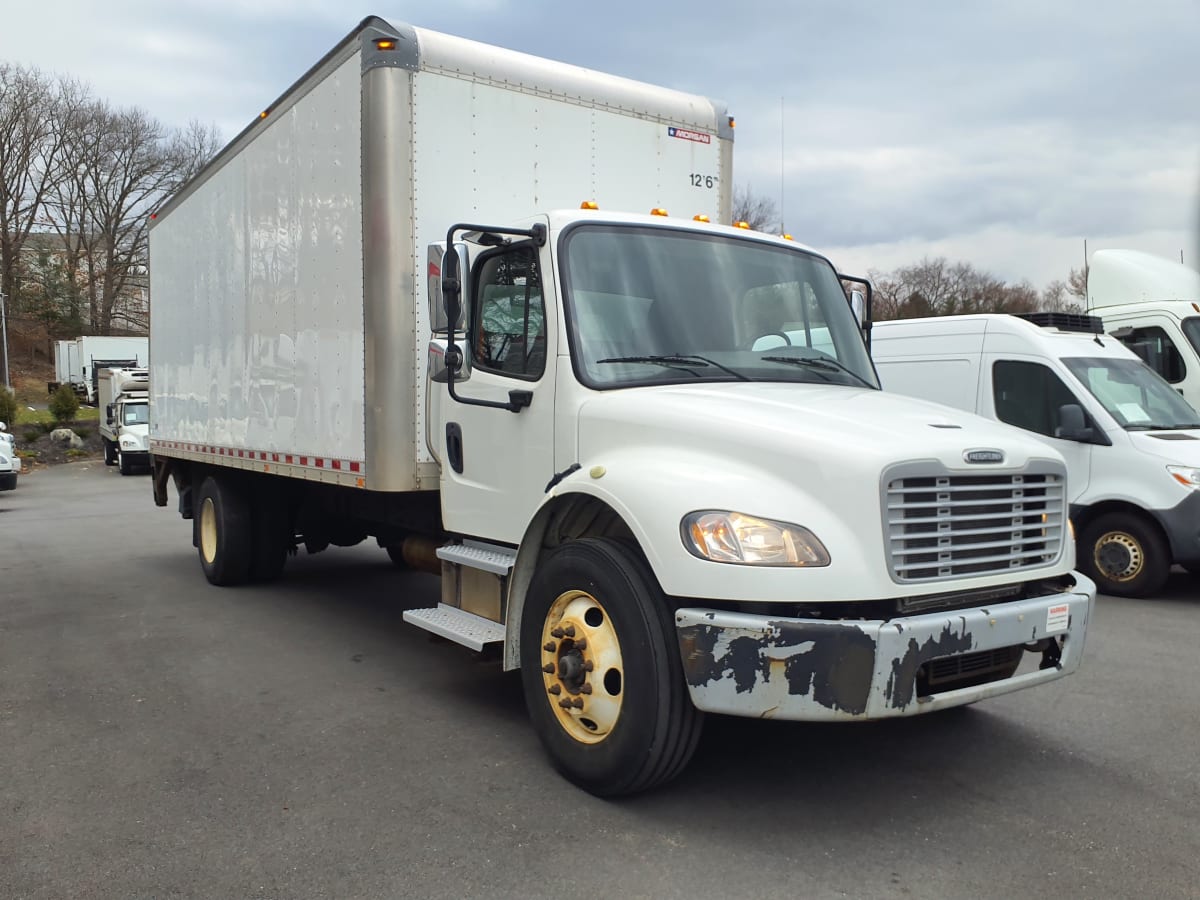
668, 127, 712, 144
1046, 603, 1070, 634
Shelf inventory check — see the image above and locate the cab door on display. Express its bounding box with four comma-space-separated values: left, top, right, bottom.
981, 356, 1096, 503
436, 236, 558, 544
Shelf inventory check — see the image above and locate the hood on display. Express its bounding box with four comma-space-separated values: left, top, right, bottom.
577, 383, 1063, 472
1127, 429, 1200, 465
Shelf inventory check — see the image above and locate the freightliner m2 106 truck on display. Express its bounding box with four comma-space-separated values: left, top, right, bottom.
149, 17, 1095, 795
98, 367, 150, 475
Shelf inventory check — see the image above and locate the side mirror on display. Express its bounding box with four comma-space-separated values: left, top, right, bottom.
427, 242, 469, 333
1054, 403, 1095, 442
106, 404, 114, 423
849, 290, 866, 327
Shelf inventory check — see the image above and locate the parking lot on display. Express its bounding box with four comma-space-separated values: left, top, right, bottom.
2, 462, 1198, 899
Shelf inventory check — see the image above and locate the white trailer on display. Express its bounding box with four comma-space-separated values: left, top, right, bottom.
57, 336, 148, 403
98, 367, 150, 475
1088, 249, 1200, 409
149, 16, 1094, 795
50, 339, 79, 394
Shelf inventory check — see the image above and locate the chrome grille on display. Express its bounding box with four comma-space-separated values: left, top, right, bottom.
885, 470, 1066, 582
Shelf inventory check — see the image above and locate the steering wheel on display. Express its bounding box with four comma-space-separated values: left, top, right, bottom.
750, 332, 793, 351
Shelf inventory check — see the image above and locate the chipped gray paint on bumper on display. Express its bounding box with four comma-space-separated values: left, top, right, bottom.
675, 574, 1095, 721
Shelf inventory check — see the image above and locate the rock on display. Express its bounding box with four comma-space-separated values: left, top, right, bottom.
49, 428, 84, 449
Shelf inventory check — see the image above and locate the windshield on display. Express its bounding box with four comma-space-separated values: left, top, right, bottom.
1062, 356, 1200, 430
123, 402, 149, 426
1183, 317, 1200, 355
560, 224, 879, 389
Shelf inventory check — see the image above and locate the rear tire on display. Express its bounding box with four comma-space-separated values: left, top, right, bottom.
520, 538, 703, 796
196, 475, 253, 586
1078, 512, 1170, 597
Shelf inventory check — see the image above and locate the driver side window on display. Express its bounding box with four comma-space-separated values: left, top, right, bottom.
993, 360, 1084, 437
471, 245, 546, 380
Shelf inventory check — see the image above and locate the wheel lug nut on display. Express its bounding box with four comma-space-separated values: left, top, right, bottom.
558, 698, 573, 709
548, 684, 561, 695
580, 683, 592, 695
584, 661, 594, 672
551, 627, 565, 639
571, 697, 584, 709
564, 624, 576, 637
542, 663, 555, 673
574, 638, 587, 650
543, 641, 556, 652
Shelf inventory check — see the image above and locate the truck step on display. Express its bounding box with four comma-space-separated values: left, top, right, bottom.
403, 604, 506, 652
436, 541, 516, 575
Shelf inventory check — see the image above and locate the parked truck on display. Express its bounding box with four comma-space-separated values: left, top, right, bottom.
149, 16, 1095, 795
50, 336, 148, 403
1088, 249, 1200, 409
0, 422, 19, 491
98, 367, 150, 475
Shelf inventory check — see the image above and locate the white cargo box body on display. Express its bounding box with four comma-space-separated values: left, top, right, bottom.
149, 16, 733, 491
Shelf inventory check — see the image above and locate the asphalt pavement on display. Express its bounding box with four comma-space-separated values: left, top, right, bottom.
2, 463, 1198, 899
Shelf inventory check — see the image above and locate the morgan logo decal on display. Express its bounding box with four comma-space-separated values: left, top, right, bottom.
668, 127, 712, 144
964, 448, 1005, 464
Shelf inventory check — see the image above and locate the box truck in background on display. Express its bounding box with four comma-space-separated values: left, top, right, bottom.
1088, 249, 1200, 409
50, 336, 148, 403
98, 367, 150, 475
149, 16, 1094, 795
871, 313, 1200, 597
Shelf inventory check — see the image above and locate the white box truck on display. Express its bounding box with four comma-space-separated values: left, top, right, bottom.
98, 367, 150, 475
49, 339, 79, 394
871, 313, 1200, 597
149, 16, 1095, 795
56, 336, 148, 403
0, 422, 19, 491
1088, 249, 1200, 409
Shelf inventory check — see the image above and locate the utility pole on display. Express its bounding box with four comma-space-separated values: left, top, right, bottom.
0, 290, 9, 390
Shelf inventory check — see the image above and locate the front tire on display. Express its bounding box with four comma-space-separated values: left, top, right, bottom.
103, 439, 116, 466
1079, 513, 1170, 597
118, 450, 132, 475
196, 475, 253, 586
520, 538, 702, 796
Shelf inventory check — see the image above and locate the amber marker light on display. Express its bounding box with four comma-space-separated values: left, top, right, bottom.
693, 214, 710, 222
781, 233, 793, 240
650, 207, 669, 217
259, 110, 269, 119
728, 116, 736, 129
733, 221, 751, 229
580, 200, 599, 210
375, 38, 397, 50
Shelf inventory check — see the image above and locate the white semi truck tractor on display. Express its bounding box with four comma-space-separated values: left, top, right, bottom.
148, 16, 1095, 795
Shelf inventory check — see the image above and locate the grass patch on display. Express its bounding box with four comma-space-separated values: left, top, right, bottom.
16, 450, 38, 459
15, 407, 99, 427
66, 449, 89, 458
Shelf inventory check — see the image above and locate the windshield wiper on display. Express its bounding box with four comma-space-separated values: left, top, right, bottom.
596, 354, 751, 381
1125, 423, 1200, 431
760, 355, 875, 389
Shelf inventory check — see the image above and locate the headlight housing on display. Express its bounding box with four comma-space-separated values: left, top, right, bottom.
681, 510, 830, 566
1167, 466, 1200, 489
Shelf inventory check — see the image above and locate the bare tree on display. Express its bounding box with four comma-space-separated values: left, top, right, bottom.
732, 184, 779, 233
870, 257, 1043, 320
1067, 266, 1088, 303
0, 65, 76, 312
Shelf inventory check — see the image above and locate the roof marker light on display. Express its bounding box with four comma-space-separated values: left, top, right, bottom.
651, 207, 669, 217
781, 233, 793, 241
733, 221, 751, 229
728, 116, 736, 129
259, 110, 269, 119
580, 200, 599, 210
693, 214, 710, 223
375, 38, 397, 51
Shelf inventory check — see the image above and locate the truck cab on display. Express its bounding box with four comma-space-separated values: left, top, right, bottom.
0, 422, 19, 491
98, 367, 150, 475
871, 313, 1200, 596
1087, 249, 1200, 409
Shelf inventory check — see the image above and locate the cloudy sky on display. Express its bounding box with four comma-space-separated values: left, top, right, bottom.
3, 0, 1198, 291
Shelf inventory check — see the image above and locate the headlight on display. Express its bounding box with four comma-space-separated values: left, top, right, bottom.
681, 510, 830, 566
1167, 466, 1200, 489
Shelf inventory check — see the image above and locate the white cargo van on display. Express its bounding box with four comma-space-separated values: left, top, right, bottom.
872, 313, 1200, 597
1088, 249, 1200, 409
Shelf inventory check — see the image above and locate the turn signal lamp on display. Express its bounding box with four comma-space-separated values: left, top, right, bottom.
693, 214, 710, 223
374, 38, 397, 50
650, 207, 669, 217
733, 221, 751, 230
580, 200, 599, 210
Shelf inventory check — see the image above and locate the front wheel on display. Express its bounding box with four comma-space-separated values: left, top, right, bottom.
1078, 513, 1170, 598
118, 450, 132, 475
520, 538, 703, 796
103, 439, 116, 466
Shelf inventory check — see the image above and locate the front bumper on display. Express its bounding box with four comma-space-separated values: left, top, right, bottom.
675, 574, 1095, 721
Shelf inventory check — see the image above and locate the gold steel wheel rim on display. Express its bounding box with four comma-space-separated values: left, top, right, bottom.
200, 497, 218, 564
540, 590, 623, 745
1094, 531, 1143, 582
